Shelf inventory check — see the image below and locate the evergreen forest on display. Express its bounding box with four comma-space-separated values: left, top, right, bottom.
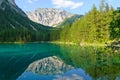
0, 0, 120, 44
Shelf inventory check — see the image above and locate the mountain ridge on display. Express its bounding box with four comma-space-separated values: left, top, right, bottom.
0, 0, 26, 16
0, 0, 56, 42
26, 8, 74, 27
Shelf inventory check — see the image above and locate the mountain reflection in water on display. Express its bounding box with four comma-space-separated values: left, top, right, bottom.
0, 43, 120, 80
17, 56, 92, 80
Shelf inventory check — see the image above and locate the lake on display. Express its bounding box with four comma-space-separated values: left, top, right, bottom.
0, 43, 120, 80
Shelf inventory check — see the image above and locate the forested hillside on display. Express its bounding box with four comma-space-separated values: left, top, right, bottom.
0, 0, 119, 44
59, 0, 120, 44
0, 0, 60, 42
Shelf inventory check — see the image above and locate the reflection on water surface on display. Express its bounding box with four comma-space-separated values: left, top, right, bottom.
0, 43, 120, 80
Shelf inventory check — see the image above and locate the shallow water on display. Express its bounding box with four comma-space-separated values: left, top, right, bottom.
0, 43, 120, 80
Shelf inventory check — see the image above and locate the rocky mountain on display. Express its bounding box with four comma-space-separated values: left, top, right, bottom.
26, 8, 74, 27
0, 0, 54, 42
0, 0, 81, 42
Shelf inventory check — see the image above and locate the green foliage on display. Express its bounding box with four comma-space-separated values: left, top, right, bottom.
59, 0, 115, 44
56, 15, 83, 28
60, 23, 71, 42
109, 9, 120, 40
0, 0, 119, 43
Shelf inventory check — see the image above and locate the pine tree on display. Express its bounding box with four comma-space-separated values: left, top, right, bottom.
109, 8, 120, 40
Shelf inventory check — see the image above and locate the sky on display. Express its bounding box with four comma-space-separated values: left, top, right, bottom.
15, 0, 120, 15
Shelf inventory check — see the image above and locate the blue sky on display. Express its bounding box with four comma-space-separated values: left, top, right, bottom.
15, 0, 120, 14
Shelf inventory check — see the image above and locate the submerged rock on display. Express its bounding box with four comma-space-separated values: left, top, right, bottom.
26, 56, 74, 75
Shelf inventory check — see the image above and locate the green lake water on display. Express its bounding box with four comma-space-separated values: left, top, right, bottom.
0, 43, 120, 80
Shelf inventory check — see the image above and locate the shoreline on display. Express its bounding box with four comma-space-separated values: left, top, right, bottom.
0, 41, 105, 46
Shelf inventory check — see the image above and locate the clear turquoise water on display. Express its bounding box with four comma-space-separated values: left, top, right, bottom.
0, 43, 120, 80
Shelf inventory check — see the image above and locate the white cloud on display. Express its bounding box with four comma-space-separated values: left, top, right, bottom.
27, 0, 38, 3
52, 0, 84, 9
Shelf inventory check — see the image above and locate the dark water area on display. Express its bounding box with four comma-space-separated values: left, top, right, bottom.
0, 43, 120, 80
